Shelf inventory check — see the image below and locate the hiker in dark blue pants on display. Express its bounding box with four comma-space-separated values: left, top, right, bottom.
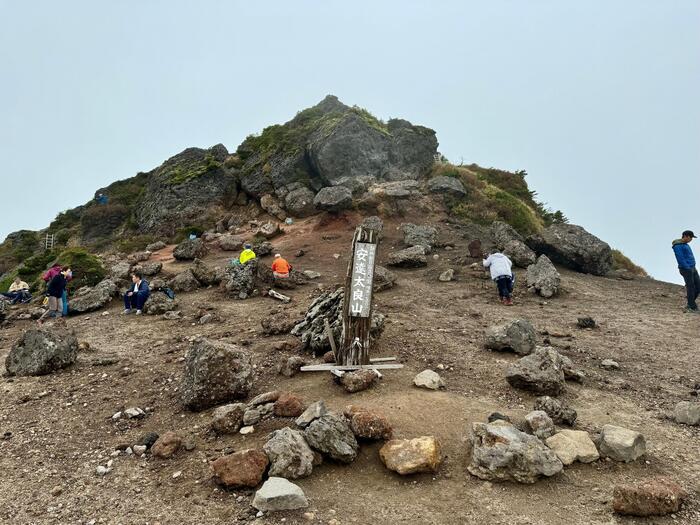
672, 229, 699, 313
123, 271, 150, 315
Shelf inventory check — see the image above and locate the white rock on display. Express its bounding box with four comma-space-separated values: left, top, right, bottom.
545, 430, 599, 465
133, 445, 147, 456
673, 401, 700, 425
601, 359, 620, 370
413, 369, 445, 390
597, 425, 646, 462
252, 477, 309, 511
124, 407, 145, 419
240, 426, 255, 435
111, 411, 122, 420
95, 466, 109, 476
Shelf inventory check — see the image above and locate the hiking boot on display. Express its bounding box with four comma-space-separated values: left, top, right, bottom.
684, 307, 700, 314
123, 309, 132, 315
505, 298, 514, 306
135, 310, 142, 315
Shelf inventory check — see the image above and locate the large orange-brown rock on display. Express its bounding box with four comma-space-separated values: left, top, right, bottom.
151, 432, 182, 459
274, 392, 305, 417
379, 436, 442, 475
211, 449, 269, 488
343, 405, 392, 440
613, 478, 688, 516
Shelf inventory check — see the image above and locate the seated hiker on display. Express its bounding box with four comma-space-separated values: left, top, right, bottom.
271, 253, 291, 279
483, 251, 515, 306
239, 243, 257, 265
123, 270, 150, 315
38, 267, 71, 323
2, 277, 31, 304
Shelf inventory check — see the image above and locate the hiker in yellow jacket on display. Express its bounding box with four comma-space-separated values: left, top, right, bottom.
239, 243, 257, 264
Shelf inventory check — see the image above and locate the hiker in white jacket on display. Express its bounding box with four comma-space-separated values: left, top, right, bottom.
483, 252, 514, 305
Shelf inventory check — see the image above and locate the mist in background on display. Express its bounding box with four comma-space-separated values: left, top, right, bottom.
1, 0, 698, 283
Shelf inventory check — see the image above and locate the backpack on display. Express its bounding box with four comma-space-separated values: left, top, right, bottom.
162, 287, 175, 300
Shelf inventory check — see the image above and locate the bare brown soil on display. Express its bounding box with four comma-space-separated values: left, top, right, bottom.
1, 212, 698, 525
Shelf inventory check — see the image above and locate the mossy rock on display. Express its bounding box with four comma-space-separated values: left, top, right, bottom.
55, 248, 106, 290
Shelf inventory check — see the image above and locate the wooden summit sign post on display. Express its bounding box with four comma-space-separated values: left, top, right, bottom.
337, 225, 379, 366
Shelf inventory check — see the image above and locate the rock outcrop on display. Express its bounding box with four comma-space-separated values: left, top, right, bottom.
69, 279, 118, 313
484, 319, 536, 355
505, 347, 566, 395
527, 223, 613, 276
526, 255, 560, 298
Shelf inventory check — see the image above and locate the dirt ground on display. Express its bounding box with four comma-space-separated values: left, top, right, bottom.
1, 212, 699, 525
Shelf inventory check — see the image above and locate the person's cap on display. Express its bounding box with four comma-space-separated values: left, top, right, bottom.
274, 253, 281, 258
682, 230, 697, 238
244, 243, 251, 249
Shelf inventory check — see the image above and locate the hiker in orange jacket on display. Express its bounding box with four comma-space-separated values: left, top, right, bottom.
271, 253, 291, 279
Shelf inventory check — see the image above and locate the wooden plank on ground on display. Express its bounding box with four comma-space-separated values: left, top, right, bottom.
369, 357, 397, 363
300, 363, 404, 372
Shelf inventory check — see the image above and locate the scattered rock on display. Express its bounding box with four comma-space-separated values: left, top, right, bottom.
601, 359, 620, 370
373, 265, 396, 292
322, 351, 336, 363
597, 425, 646, 462
151, 432, 182, 459
221, 259, 257, 299
612, 477, 688, 516
252, 477, 309, 512
124, 407, 145, 419
69, 279, 118, 313
339, 369, 379, 393
163, 310, 181, 320
387, 245, 428, 268
5, 329, 78, 377
468, 239, 483, 258
487, 412, 511, 424
505, 347, 566, 395
467, 420, 563, 483
274, 392, 305, 417
313, 186, 353, 212
278, 356, 307, 377
110, 261, 132, 280
181, 338, 253, 411
284, 187, 316, 217
379, 436, 442, 475
264, 427, 315, 479
146, 241, 167, 252
132, 444, 147, 456
502, 239, 537, 268
484, 319, 536, 356
401, 223, 438, 252
304, 414, 359, 463
169, 269, 201, 292
143, 292, 178, 315
526, 223, 613, 276
534, 396, 577, 426
559, 354, 585, 383
137, 432, 160, 449
210, 403, 246, 434
545, 430, 599, 465
526, 255, 560, 298
240, 426, 255, 435
173, 238, 208, 261
191, 258, 222, 286
302, 270, 321, 280
257, 221, 282, 239
438, 269, 455, 282
344, 405, 393, 440
211, 449, 269, 488
295, 400, 328, 428
218, 234, 244, 251
524, 410, 555, 440
260, 194, 287, 221
673, 401, 700, 425
426, 175, 466, 197
576, 317, 596, 329
249, 391, 281, 406
413, 369, 445, 390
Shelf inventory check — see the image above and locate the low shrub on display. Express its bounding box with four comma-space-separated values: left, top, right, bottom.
55, 248, 106, 290
612, 249, 647, 276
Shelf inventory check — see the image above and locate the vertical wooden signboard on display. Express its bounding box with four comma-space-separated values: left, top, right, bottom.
339, 225, 380, 366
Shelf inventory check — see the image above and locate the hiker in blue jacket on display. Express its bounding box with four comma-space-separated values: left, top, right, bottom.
672, 229, 699, 313
123, 270, 150, 315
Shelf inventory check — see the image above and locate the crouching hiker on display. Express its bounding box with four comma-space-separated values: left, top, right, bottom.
38, 267, 72, 324
271, 253, 291, 279
123, 271, 150, 315
483, 251, 515, 305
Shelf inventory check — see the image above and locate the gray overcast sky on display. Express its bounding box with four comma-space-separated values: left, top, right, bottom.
1, 1, 698, 283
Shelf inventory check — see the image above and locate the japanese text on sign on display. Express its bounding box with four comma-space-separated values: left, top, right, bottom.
349, 242, 376, 318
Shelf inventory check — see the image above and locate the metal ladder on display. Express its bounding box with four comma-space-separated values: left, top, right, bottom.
44, 233, 55, 250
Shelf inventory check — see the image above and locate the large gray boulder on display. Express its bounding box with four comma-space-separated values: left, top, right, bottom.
467, 420, 563, 483
173, 238, 208, 261
263, 427, 315, 479
596, 425, 646, 462
191, 258, 223, 286
505, 347, 566, 395
426, 175, 466, 197
69, 279, 118, 313
502, 239, 537, 268
181, 338, 253, 411
527, 223, 613, 276
5, 329, 78, 376
169, 269, 200, 292
221, 260, 257, 299
491, 221, 524, 248
304, 413, 359, 463
143, 292, 177, 315
252, 477, 309, 512
387, 245, 428, 268
284, 187, 317, 217
401, 223, 437, 252
134, 144, 237, 236
534, 396, 577, 426
313, 186, 353, 212
674, 401, 700, 425
109, 261, 132, 281
484, 319, 536, 356
373, 265, 396, 292
526, 255, 560, 298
